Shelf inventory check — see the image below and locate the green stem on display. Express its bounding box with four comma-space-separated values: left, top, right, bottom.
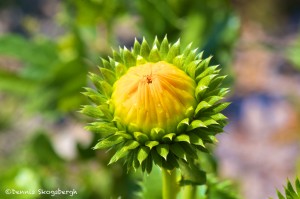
183, 185, 197, 199
162, 169, 178, 199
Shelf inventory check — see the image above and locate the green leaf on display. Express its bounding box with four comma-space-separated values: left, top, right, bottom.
183, 48, 197, 67
156, 144, 169, 160
99, 80, 113, 98
133, 159, 140, 171
211, 113, 227, 121
203, 56, 213, 70
178, 160, 206, 185
136, 55, 148, 65
109, 149, 128, 165
151, 150, 163, 167
115, 62, 127, 78
201, 118, 219, 126
89, 73, 103, 91
149, 44, 161, 62
163, 153, 179, 169
108, 57, 116, 67
112, 117, 126, 131
94, 135, 124, 149
174, 134, 190, 143
181, 143, 197, 159
162, 133, 175, 142
159, 35, 169, 59
196, 51, 204, 60
206, 135, 218, 143
123, 48, 136, 67
182, 43, 193, 59
140, 38, 151, 59
137, 146, 150, 165
134, 132, 149, 143
189, 133, 205, 147
203, 124, 224, 135
150, 128, 165, 140
219, 88, 230, 97
98, 104, 113, 120
166, 39, 180, 62
185, 106, 194, 119
141, 157, 147, 172
295, 179, 300, 196
153, 36, 160, 48
115, 131, 133, 140
177, 118, 189, 133
195, 65, 219, 82
207, 75, 226, 90
133, 38, 141, 56
170, 143, 186, 160
212, 102, 230, 113
195, 85, 208, 101
126, 151, 135, 172
204, 88, 230, 99
145, 141, 159, 149
112, 49, 122, 62
80, 105, 103, 118
100, 68, 116, 85
108, 140, 140, 164
286, 180, 298, 198
127, 150, 139, 171
195, 61, 206, 76
172, 55, 184, 68
277, 190, 285, 199
85, 122, 117, 136
185, 60, 201, 79
82, 88, 107, 104
187, 120, 207, 131
200, 74, 217, 85
101, 58, 112, 70
204, 96, 224, 106
145, 155, 153, 174
194, 101, 212, 117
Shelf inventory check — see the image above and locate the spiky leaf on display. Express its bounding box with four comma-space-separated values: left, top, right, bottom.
156, 144, 169, 160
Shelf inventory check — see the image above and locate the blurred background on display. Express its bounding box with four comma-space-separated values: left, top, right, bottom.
0, 0, 300, 198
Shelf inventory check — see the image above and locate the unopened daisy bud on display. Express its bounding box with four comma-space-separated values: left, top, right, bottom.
112, 61, 196, 135
81, 36, 230, 174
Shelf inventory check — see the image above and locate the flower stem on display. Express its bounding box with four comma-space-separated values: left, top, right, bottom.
183, 185, 197, 199
162, 169, 178, 199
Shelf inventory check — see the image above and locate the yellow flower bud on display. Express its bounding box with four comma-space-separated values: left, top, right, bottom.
112, 61, 196, 134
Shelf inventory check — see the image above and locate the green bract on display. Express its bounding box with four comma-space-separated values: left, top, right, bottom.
81, 36, 229, 176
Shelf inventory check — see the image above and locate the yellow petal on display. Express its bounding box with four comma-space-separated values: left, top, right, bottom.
112, 61, 196, 134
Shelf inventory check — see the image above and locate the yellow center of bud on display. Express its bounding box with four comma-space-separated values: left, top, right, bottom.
112, 61, 196, 134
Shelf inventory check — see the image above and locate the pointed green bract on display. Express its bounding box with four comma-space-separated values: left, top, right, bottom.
156, 144, 169, 160
170, 143, 187, 160
140, 38, 150, 59
149, 44, 161, 62
82, 36, 229, 178
162, 133, 176, 142
94, 135, 124, 149
145, 141, 159, 149
271, 178, 300, 199
137, 146, 150, 165
174, 134, 190, 143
